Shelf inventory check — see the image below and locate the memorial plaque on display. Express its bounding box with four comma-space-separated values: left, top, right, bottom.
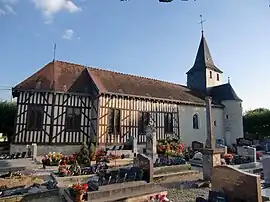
208, 190, 227, 202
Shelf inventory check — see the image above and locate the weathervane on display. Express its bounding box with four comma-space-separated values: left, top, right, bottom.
199, 14, 206, 34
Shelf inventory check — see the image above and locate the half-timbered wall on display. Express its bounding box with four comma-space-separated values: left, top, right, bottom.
98, 94, 180, 144
13, 91, 97, 145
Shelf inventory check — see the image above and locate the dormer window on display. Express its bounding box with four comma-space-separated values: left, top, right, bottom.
217, 73, 220, 81
209, 71, 212, 79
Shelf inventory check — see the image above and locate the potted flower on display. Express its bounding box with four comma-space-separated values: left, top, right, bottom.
71, 182, 88, 202
224, 153, 234, 164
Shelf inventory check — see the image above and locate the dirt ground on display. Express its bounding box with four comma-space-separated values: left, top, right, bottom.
0, 174, 44, 189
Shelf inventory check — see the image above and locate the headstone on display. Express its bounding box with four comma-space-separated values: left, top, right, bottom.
31, 143, 37, 160
237, 146, 256, 163
265, 143, 270, 153
212, 165, 262, 202
216, 144, 227, 154
262, 157, 270, 185
192, 141, 204, 151
145, 125, 158, 163
216, 139, 225, 146
133, 153, 153, 183
133, 135, 138, 157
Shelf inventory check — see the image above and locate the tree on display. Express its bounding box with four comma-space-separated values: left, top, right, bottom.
243, 108, 270, 139
0, 101, 17, 144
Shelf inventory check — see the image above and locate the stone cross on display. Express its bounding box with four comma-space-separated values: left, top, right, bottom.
31, 143, 37, 160
205, 96, 215, 149
133, 135, 138, 157
145, 124, 158, 163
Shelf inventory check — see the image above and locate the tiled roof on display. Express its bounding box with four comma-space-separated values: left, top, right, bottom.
14, 60, 213, 105
207, 83, 242, 102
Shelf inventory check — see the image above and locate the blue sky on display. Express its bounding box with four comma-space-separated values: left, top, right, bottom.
0, 0, 270, 111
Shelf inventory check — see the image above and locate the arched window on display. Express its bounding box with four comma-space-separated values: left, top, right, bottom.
193, 114, 199, 129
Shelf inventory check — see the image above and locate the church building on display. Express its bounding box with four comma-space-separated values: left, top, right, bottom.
10, 33, 243, 155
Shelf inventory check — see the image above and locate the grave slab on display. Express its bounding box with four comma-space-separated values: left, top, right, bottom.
212, 165, 262, 202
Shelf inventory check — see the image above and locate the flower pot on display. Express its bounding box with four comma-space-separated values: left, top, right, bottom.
75, 193, 83, 202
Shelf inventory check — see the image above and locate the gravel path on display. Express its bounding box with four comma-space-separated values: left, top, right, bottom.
158, 173, 209, 202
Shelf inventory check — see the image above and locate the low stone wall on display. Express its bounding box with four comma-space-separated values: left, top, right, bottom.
51, 173, 95, 187
64, 181, 166, 202
0, 189, 59, 202
10, 144, 81, 156
153, 164, 192, 175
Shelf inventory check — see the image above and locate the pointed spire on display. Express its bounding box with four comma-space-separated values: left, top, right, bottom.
187, 33, 223, 74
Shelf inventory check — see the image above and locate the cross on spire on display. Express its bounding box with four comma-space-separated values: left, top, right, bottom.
199, 15, 206, 34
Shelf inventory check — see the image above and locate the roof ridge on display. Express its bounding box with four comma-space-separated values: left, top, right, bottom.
55, 60, 188, 89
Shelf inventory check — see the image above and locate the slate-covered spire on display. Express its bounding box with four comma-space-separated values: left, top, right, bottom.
186, 33, 223, 74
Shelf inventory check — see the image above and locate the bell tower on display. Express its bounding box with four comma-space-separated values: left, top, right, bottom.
186, 16, 223, 93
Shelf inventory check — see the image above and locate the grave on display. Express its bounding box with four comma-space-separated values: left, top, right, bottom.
189, 152, 203, 167
262, 157, 270, 185
211, 165, 262, 202
31, 143, 37, 161
192, 141, 204, 151
133, 153, 153, 183
145, 124, 158, 163
237, 146, 256, 163
132, 135, 138, 157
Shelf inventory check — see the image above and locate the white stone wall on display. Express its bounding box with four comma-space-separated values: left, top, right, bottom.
206, 69, 222, 88
222, 100, 244, 146
178, 105, 224, 147
10, 144, 81, 156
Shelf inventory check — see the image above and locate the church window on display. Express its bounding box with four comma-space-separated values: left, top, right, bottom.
164, 113, 173, 133
108, 108, 121, 134
26, 105, 43, 130
226, 115, 229, 119
66, 107, 81, 131
209, 71, 212, 79
214, 120, 217, 126
217, 74, 219, 81
138, 112, 150, 134
193, 114, 199, 129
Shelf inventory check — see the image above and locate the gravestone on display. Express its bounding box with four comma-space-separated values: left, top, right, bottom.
133, 153, 153, 183
192, 141, 204, 151
216, 145, 227, 154
133, 135, 138, 157
31, 143, 37, 160
212, 165, 262, 202
145, 125, 158, 163
265, 143, 270, 153
262, 157, 270, 185
237, 146, 256, 163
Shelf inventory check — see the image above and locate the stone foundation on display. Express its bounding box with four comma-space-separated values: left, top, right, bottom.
10, 144, 82, 156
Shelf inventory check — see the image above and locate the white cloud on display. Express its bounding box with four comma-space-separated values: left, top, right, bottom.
62, 29, 74, 40
0, 0, 18, 17
31, 0, 81, 23
4, 4, 15, 14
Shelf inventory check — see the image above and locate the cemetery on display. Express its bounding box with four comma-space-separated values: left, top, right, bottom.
2, 100, 270, 201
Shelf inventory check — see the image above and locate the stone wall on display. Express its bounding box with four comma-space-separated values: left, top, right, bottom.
10, 144, 81, 156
